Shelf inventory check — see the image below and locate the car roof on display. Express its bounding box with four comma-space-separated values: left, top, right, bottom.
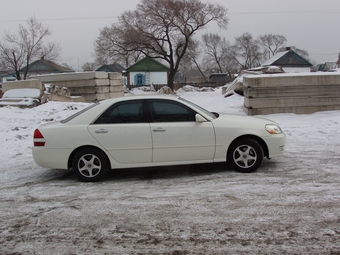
63, 93, 216, 125
99, 94, 180, 105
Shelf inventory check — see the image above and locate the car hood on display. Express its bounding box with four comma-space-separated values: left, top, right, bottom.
211, 113, 279, 130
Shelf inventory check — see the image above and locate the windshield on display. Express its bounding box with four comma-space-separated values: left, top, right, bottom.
179, 97, 217, 119
61, 103, 98, 123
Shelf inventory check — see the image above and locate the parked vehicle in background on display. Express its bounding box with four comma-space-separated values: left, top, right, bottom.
32, 94, 286, 182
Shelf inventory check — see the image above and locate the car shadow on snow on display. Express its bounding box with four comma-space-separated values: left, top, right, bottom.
44, 159, 279, 183
35, 163, 232, 183
105, 162, 233, 182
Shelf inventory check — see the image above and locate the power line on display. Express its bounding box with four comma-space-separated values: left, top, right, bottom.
0, 9, 339, 23
0, 16, 119, 23
310, 53, 338, 56
228, 9, 340, 15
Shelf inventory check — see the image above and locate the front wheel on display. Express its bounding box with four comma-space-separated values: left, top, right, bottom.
72, 148, 109, 182
227, 138, 264, 173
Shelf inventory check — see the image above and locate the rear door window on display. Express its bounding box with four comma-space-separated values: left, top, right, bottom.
94, 100, 147, 124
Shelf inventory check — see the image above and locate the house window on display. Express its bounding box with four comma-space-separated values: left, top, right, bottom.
134, 74, 145, 86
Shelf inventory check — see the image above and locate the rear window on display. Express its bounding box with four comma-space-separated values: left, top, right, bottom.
61, 103, 98, 123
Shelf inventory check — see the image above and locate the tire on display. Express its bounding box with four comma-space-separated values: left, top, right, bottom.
227, 138, 264, 173
72, 148, 109, 182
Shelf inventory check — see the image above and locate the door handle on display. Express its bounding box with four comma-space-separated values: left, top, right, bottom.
95, 129, 108, 134
153, 128, 166, 132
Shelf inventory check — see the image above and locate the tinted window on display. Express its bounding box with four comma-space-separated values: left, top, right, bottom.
94, 100, 147, 124
148, 100, 196, 122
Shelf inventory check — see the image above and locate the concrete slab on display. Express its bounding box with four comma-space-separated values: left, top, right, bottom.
2, 79, 43, 92
80, 94, 98, 102
244, 73, 340, 88
110, 91, 124, 97
30, 72, 109, 83
49, 93, 85, 102
69, 86, 111, 94
110, 85, 124, 92
244, 85, 340, 98
98, 91, 124, 100
244, 105, 340, 115
109, 72, 122, 80
80, 91, 124, 102
46, 79, 110, 88
243, 72, 340, 115
244, 96, 340, 108
110, 79, 123, 86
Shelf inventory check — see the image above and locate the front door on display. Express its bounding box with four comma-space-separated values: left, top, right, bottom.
147, 99, 215, 163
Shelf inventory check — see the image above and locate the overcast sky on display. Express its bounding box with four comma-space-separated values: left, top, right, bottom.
1, 0, 339, 70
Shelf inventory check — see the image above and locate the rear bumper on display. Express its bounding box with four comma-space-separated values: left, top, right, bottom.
32, 147, 72, 170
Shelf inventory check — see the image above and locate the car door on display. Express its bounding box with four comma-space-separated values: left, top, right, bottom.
88, 100, 152, 164
147, 99, 216, 163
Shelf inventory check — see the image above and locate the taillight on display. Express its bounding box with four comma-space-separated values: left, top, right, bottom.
33, 129, 46, 146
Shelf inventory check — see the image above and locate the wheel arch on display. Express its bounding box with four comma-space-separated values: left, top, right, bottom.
68, 145, 112, 170
227, 135, 269, 159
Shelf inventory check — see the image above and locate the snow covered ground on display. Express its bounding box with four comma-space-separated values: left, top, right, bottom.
0, 87, 339, 254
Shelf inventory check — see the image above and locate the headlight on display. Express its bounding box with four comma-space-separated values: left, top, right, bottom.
265, 124, 283, 134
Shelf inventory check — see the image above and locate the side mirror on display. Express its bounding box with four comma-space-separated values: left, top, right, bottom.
195, 114, 207, 122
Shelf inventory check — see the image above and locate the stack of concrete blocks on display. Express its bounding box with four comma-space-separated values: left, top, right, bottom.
243, 73, 340, 115
30, 72, 124, 102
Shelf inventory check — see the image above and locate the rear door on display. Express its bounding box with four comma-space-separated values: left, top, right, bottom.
88, 100, 152, 164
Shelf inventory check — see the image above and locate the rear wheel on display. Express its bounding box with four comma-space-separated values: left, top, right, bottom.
228, 138, 264, 173
72, 148, 109, 182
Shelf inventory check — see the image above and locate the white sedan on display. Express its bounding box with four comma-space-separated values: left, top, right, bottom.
32, 94, 286, 182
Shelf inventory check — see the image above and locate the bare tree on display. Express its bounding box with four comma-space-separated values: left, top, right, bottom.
82, 62, 97, 71
94, 26, 143, 68
0, 17, 61, 80
201, 33, 238, 77
231, 32, 263, 70
258, 34, 287, 59
202, 33, 226, 73
182, 39, 208, 82
94, 0, 228, 90
0, 57, 11, 71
